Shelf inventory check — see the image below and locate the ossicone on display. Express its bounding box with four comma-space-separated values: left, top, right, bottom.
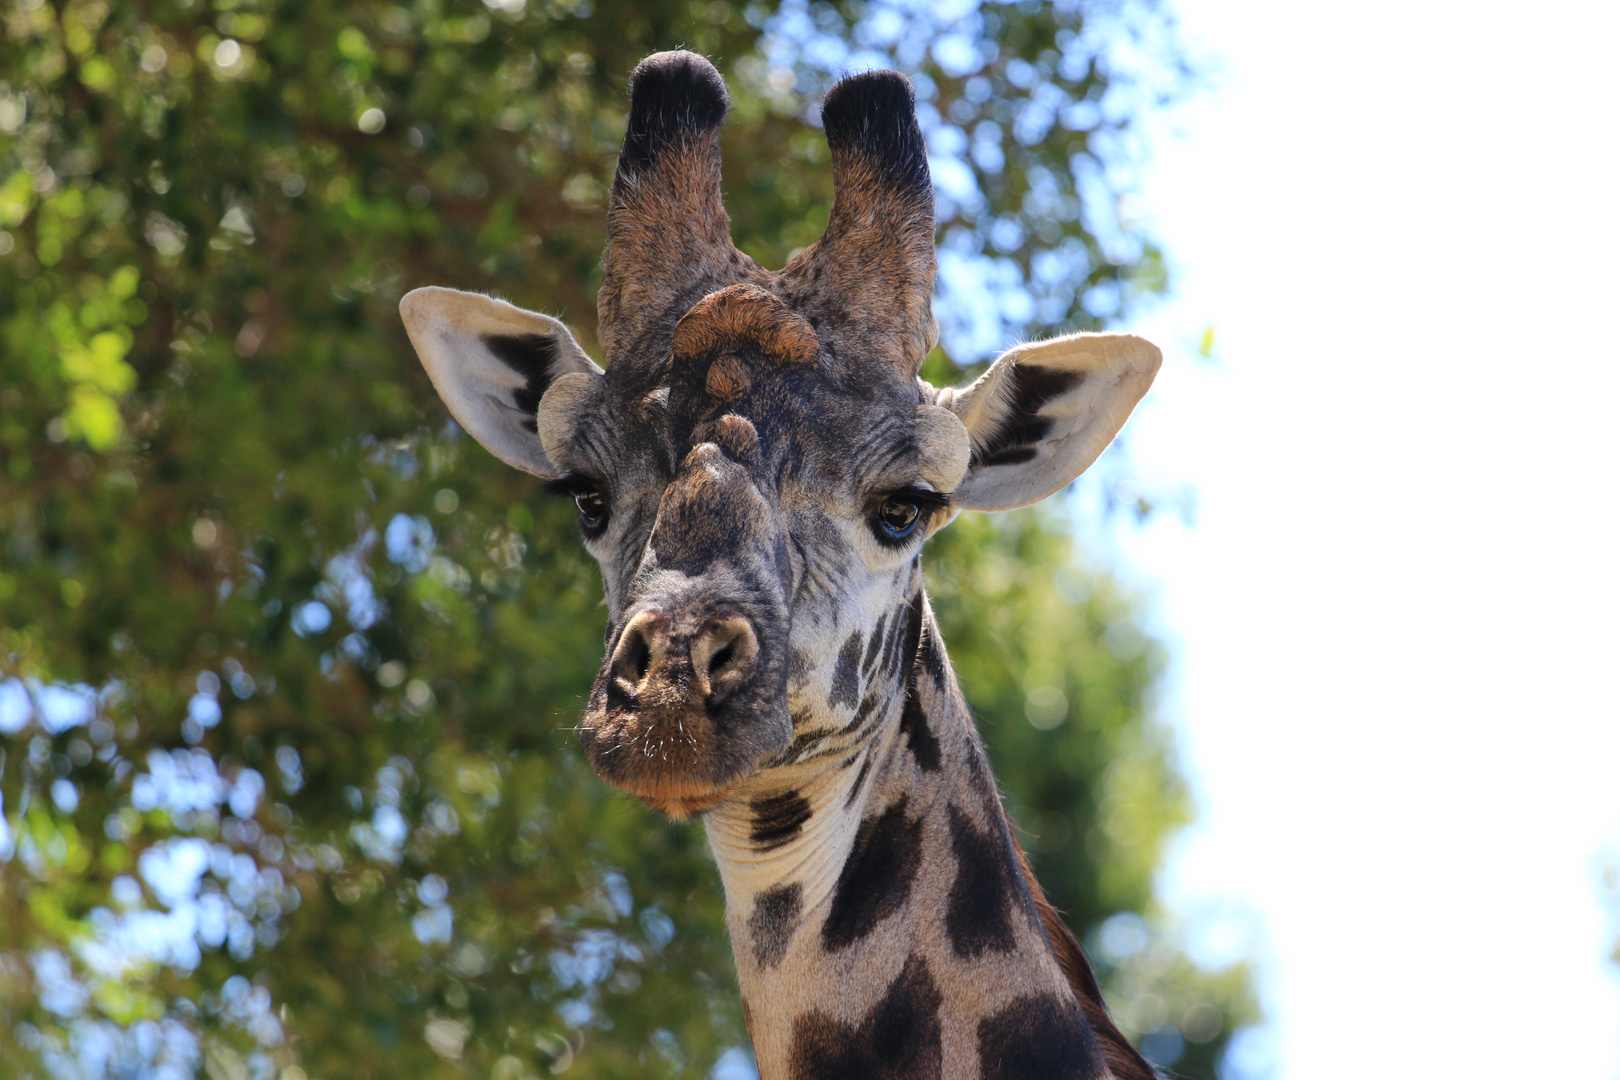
781, 69, 938, 377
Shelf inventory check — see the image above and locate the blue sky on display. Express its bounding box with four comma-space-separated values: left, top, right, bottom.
1097, 0, 1620, 1075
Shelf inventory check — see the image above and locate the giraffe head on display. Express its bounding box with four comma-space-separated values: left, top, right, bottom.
401, 51, 1160, 818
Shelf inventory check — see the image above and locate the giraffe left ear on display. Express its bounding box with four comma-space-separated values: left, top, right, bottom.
936, 332, 1161, 512
401, 287, 604, 479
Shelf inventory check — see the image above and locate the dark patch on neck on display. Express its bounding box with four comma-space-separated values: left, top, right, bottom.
828, 629, 863, 710
882, 599, 910, 676
483, 333, 560, 434
977, 993, 1105, 1080
747, 882, 802, 969
822, 796, 922, 951
895, 597, 940, 772
788, 955, 942, 1080
899, 596, 922, 674
944, 803, 1024, 957
845, 750, 874, 808
750, 790, 813, 851
862, 611, 888, 675
897, 691, 940, 774
772, 724, 825, 767
837, 685, 885, 737
919, 618, 948, 685
961, 732, 989, 789
971, 364, 1086, 469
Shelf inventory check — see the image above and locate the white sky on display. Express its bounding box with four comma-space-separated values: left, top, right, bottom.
1099, 0, 1620, 1076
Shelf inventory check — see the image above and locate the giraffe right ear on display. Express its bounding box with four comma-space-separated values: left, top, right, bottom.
936, 331, 1161, 512
400, 287, 604, 479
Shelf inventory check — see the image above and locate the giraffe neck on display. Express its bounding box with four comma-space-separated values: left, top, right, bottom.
703, 590, 1141, 1080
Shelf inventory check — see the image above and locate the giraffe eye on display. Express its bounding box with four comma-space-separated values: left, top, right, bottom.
875, 498, 921, 539
574, 490, 607, 531
543, 474, 611, 540
868, 486, 950, 547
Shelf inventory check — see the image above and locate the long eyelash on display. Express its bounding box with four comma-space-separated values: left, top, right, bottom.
890, 485, 952, 513
544, 473, 601, 498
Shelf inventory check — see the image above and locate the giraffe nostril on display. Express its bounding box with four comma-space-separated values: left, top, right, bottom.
628, 636, 651, 683
610, 611, 664, 697
691, 617, 758, 702
610, 611, 756, 705
708, 642, 734, 677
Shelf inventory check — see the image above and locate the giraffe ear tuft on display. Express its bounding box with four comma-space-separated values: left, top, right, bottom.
938, 333, 1161, 511
780, 70, 935, 376
400, 287, 603, 479
619, 50, 730, 174
818, 70, 929, 196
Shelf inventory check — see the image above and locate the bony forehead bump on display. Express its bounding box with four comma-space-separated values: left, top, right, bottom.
670, 284, 821, 375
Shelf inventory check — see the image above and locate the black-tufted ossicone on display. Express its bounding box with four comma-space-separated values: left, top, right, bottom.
779, 69, 938, 379
819, 70, 931, 205
619, 50, 731, 175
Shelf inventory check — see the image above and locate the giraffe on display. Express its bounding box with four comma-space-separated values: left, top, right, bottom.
400, 51, 1163, 1080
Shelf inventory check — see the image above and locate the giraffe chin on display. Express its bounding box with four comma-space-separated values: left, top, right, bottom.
578, 688, 793, 817
577, 704, 787, 821
628, 782, 740, 820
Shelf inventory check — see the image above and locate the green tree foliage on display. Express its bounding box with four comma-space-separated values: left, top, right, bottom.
0, 0, 1253, 1077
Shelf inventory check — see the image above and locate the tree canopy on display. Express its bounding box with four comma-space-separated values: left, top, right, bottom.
0, 1, 1254, 1077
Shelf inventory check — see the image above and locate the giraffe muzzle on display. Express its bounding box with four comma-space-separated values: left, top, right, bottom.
579, 604, 789, 818
608, 610, 759, 709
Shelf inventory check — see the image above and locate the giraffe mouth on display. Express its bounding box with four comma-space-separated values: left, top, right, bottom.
578, 600, 792, 816
577, 696, 788, 818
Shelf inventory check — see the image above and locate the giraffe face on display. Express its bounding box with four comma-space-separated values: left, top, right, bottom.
399, 51, 1161, 818
538, 285, 969, 816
